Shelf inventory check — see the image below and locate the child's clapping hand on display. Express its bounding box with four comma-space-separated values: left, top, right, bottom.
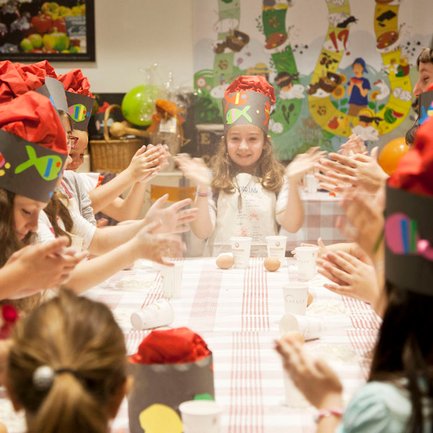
175, 154, 212, 188
285, 147, 326, 184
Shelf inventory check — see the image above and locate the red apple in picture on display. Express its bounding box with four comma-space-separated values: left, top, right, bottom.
31, 14, 52, 34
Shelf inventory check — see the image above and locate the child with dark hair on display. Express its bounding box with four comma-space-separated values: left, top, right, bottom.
276, 115, 433, 432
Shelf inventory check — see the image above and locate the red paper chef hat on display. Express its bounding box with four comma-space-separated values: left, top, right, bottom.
58, 69, 95, 130
384, 116, 433, 296
0, 91, 68, 203
0, 60, 68, 113
223, 75, 275, 133
0, 60, 57, 103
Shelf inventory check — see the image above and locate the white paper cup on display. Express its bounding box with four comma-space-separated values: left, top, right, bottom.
130, 299, 174, 330
265, 235, 287, 264
230, 236, 252, 268
279, 313, 324, 341
160, 262, 182, 298
294, 246, 319, 281
282, 281, 308, 315
304, 173, 319, 194
179, 400, 222, 433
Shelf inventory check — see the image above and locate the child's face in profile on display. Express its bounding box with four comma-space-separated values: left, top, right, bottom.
13, 195, 46, 240
67, 130, 89, 171
414, 61, 433, 96
226, 124, 264, 172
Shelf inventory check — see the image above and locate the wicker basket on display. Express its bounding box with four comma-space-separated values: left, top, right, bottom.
89, 104, 145, 173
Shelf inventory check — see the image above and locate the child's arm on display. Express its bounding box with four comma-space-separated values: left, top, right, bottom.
63, 223, 184, 293
276, 147, 326, 232
175, 154, 215, 239
0, 238, 86, 299
100, 181, 147, 221
276, 177, 304, 232
89, 145, 163, 214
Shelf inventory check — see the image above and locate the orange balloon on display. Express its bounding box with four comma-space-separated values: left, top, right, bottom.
378, 137, 409, 175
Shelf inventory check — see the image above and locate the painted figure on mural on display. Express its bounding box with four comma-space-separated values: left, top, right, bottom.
347, 57, 371, 116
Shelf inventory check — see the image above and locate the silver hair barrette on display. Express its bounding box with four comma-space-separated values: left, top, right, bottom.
32, 365, 55, 391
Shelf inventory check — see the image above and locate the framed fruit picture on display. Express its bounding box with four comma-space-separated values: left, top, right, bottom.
0, 0, 95, 62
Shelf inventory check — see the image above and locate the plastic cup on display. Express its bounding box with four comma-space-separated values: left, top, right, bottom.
294, 246, 319, 281
160, 262, 182, 298
130, 299, 174, 330
304, 173, 319, 194
282, 281, 308, 315
279, 313, 324, 341
265, 235, 287, 265
230, 236, 252, 268
179, 400, 222, 433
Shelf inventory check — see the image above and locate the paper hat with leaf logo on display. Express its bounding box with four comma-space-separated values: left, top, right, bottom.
385, 115, 433, 295
0, 91, 68, 203
58, 69, 95, 131
223, 75, 275, 133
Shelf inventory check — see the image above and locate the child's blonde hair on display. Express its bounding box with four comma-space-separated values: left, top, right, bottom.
8, 289, 127, 433
211, 134, 285, 194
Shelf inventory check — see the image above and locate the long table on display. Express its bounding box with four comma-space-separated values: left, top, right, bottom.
0, 257, 380, 433
95, 257, 380, 433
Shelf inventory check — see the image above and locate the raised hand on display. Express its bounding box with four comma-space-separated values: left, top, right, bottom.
127, 144, 165, 183
132, 222, 184, 265
175, 153, 212, 188
285, 147, 326, 184
6, 237, 87, 295
317, 147, 388, 194
145, 194, 198, 234
275, 335, 343, 409
339, 134, 367, 156
318, 250, 379, 305
340, 188, 384, 258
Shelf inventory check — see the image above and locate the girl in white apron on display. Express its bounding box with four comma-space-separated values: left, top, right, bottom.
177, 75, 323, 256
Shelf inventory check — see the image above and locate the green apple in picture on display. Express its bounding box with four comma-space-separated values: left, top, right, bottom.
20, 38, 33, 52
52, 32, 70, 51
28, 33, 43, 49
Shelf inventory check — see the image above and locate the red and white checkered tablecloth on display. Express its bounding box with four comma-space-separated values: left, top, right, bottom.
0, 257, 380, 433
280, 191, 347, 250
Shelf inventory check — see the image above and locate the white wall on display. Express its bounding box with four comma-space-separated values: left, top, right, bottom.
55, 0, 194, 92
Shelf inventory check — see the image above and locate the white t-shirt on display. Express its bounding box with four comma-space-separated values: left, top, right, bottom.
60, 170, 97, 225
37, 202, 96, 250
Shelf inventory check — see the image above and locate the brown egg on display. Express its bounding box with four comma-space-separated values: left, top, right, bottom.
216, 253, 234, 269
307, 291, 314, 307
264, 257, 281, 272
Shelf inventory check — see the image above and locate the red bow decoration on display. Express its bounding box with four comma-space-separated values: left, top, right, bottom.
0, 304, 19, 340
130, 327, 211, 364
388, 115, 433, 196
224, 75, 276, 105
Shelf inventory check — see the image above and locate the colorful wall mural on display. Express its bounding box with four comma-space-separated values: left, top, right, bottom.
193, 0, 432, 160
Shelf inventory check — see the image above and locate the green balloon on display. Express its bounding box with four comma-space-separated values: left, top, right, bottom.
121, 84, 160, 126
